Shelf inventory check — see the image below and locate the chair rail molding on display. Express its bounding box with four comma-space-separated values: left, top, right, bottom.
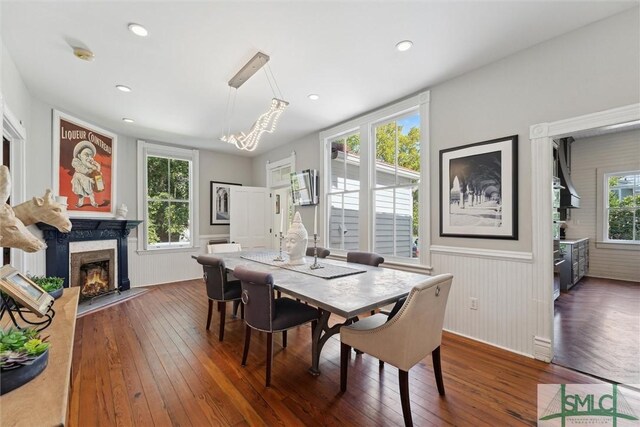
429, 245, 533, 262
529, 103, 640, 362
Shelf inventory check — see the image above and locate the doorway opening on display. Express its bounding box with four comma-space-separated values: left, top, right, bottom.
530, 103, 640, 384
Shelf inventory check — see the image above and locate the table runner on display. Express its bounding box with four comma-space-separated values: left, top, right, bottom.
241, 252, 366, 279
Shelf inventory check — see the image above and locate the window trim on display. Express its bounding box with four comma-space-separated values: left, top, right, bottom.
596, 165, 640, 250
319, 91, 431, 266
137, 140, 200, 252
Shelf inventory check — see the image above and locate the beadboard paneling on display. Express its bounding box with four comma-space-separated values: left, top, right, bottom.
127, 236, 212, 287
432, 252, 535, 356
569, 129, 640, 282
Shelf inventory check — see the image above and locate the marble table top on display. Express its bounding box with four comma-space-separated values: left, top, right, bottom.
212, 250, 431, 318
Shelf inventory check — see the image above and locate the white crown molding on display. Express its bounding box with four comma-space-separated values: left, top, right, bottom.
530, 103, 640, 139
430, 245, 533, 262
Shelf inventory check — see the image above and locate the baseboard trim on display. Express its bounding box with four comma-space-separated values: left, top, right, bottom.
534, 336, 552, 362
444, 328, 535, 359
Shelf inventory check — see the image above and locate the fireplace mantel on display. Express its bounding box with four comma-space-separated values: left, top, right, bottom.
37, 219, 142, 289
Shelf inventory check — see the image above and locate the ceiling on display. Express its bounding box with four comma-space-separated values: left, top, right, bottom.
1, 1, 636, 157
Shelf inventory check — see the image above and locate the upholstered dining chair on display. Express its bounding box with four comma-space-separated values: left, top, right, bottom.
207, 243, 242, 254
346, 251, 384, 267
196, 255, 243, 342
233, 265, 319, 387
339, 273, 453, 427
306, 246, 330, 258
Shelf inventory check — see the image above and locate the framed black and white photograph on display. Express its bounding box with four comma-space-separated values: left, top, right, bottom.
0, 265, 54, 317
439, 135, 518, 239
210, 181, 241, 225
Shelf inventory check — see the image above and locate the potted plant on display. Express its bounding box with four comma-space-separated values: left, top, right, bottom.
0, 328, 50, 395
29, 275, 64, 299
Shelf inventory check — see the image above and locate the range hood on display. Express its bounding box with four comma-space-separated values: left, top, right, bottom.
558, 138, 580, 208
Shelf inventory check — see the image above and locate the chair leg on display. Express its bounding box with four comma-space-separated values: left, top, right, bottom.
241, 325, 252, 366
218, 301, 226, 342
206, 300, 213, 330
379, 360, 384, 369
432, 346, 445, 396
399, 369, 413, 427
282, 330, 287, 348
340, 342, 350, 392
232, 300, 240, 318
266, 332, 273, 387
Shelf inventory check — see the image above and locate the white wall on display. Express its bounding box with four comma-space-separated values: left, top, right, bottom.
1, 48, 254, 283
568, 129, 640, 282
251, 132, 321, 240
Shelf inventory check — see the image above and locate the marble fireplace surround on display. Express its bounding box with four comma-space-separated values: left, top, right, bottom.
37, 218, 142, 290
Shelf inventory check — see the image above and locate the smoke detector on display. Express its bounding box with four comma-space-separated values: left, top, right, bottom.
73, 47, 94, 61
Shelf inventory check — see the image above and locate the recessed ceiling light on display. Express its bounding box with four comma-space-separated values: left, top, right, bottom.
308, 94, 320, 101
122, 118, 135, 123
395, 40, 413, 52
73, 46, 94, 61
128, 23, 148, 37
116, 85, 132, 93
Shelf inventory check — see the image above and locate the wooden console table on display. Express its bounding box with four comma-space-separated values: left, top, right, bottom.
1, 287, 79, 426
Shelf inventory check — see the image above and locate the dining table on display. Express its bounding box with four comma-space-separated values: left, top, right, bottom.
210, 249, 431, 375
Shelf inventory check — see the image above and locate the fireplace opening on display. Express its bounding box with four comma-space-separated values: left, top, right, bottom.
70, 247, 118, 303
80, 260, 111, 300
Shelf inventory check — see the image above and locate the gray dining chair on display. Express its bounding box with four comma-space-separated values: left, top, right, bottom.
306, 247, 330, 258
196, 255, 243, 341
346, 251, 384, 267
340, 273, 453, 427
234, 265, 320, 387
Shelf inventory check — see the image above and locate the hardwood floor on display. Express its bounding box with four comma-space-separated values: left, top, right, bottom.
70, 279, 620, 426
554, 276, 640, 384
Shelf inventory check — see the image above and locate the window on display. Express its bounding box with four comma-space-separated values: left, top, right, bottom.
605, 171, 640, 242
328, 131, 361, 250
137, 141, 199, 251
321, 92, 429, 265
373, 112, 420, 259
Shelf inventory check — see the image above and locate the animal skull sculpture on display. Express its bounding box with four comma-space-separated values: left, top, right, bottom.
0, 165, 46, 253
12, 189, 72, 232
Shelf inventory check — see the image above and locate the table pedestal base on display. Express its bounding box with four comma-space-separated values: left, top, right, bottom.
309, 309, 353, 375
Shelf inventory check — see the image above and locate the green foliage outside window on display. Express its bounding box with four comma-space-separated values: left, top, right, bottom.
607, 174, 640, 241
147, 156, 191, 245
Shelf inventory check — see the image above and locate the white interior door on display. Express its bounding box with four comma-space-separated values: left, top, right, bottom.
229, 186, 270, 249
271, 187, 292, 249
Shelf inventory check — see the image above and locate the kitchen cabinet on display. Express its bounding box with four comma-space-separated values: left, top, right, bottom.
559, 238, 589, 291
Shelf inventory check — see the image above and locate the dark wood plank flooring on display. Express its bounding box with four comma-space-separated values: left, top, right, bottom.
70, 279, 621, 426
554, 276, 640, 384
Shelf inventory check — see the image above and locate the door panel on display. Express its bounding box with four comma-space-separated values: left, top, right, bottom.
230, 186, 270, 249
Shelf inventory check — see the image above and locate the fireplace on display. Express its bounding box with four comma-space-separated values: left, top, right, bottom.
70, 248, 117, 301
37, 219, 142, 291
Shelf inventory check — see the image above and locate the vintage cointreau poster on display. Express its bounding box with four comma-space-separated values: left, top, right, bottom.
53, 110, 117, 217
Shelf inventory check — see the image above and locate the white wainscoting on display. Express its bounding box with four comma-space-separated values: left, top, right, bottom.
431, 247, 535, 357
127, 234, 228, 287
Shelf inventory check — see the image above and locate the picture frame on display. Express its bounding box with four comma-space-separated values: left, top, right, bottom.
0, 265, 54, 317
52, 110, 117, 218
439, 135, 518, 239
210, 181, 241, 225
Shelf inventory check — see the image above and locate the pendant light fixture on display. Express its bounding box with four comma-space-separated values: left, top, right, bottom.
220, 52, 289, 152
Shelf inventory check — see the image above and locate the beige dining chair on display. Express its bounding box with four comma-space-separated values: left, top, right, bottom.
207, 243, 242, 254
339, 273, 453, 427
